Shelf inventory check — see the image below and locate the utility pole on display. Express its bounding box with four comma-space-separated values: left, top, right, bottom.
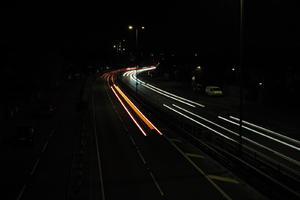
239, 0, 245, 153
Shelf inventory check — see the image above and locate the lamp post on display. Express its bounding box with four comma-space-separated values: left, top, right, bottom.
129, 25, 145, 95
238, 0, 245, 153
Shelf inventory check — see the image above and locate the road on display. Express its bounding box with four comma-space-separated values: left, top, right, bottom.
4, 66, 295, 199
119, 67, 300, 199
90, 70, 267, 200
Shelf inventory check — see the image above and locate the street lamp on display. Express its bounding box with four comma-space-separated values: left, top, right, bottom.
128, 25, 145, 94
238, 0, 245, 152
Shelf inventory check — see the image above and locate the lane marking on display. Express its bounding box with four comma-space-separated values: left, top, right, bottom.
16, 184, 27, 200
91, 90, 106, 200
149, 172, 165, 196
30, 158, 41, 176
165, 136, 233, 200
129, 135, 137, 146
207, 175, 239, 184
185, 153, 205, 159
42, 141, 48, 153
136, 149, 147, 165
170, 138, 182, 143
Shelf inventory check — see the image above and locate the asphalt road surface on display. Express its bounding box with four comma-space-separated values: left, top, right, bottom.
88, 73, 267, 200
120, 68, 300, 175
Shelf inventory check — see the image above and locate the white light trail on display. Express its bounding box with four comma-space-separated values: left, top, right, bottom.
132, 71, 205, 107
172, 104, 238, 136
163, 104, 235, 142
165, 104, 300, 165
229, 116, 300, 146
126, 67, 205, 108
218, 116, 300, 151
143, 82, 205, 107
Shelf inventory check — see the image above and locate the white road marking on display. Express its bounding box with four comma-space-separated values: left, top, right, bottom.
92, 90, 106, 200
165, 136, 233, 200
42, 141, 48, 153
149, 172, 165, 196
30, 158, 41, 176
16, 184, 27, 200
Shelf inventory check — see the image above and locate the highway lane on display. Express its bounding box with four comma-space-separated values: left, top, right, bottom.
91, 78, 162, 200
98, 70, 268, 200
120, 67, 300, 197
122, 68, 300, 162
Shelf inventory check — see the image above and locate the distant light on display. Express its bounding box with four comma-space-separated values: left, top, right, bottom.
196, 66, 202, 70
113, 45, 116, 48
141, 26, 145, 30
122, 39, 126, 42
122, 48, 125, 51
232, 67, 235, 71
128, 25, 133, 30
194, 53, 198, 57
259, 82, 263, 86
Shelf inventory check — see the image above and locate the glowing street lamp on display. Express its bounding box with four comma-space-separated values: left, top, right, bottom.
128, 25, 145, 95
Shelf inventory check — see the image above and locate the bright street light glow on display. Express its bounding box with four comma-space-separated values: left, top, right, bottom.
141, 26, 145, 30
128, 25, 133, 30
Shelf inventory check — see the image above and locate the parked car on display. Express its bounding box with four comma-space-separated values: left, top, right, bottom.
205, 86, 223, 96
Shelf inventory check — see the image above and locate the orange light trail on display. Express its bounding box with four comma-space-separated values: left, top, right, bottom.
111, 86, 147, 136
114, 85, 163, 135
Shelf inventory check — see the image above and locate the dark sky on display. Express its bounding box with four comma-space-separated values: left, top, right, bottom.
1, 0, 300, 63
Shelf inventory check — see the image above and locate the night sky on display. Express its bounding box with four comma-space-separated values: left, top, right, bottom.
1, 1, 300, 65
